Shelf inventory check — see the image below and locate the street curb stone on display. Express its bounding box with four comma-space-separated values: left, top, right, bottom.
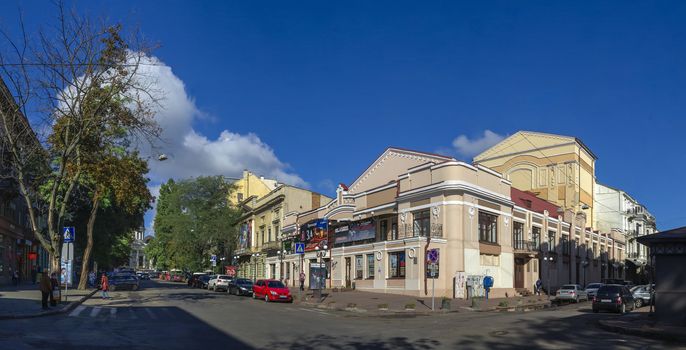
0, 289, 98, 320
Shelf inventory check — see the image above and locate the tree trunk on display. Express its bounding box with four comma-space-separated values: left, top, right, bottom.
78, 191, 100, 290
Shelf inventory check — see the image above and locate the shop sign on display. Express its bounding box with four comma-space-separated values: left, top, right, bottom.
335, 219, 375, 244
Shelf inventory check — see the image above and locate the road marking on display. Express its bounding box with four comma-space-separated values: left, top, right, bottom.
90, 307, 102, 317
145, 308, 157, 319
110, 308, 117, 318
69, 305, 86, 317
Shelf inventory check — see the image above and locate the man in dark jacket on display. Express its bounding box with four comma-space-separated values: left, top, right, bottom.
39, 272, 52, 310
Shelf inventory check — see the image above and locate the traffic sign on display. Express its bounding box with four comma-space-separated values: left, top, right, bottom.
427, 248, 439, 263
63, 227, 75, 243
429, 263, 438, 278
210, 255, 217, 262
295, 242, 305, 255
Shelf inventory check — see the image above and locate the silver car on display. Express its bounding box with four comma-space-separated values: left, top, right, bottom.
585, 283, 603, 300
555, 284, 588, 303
632, 284, 654, 308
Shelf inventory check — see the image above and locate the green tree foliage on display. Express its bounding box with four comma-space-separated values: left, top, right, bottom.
148, 176, 240, 272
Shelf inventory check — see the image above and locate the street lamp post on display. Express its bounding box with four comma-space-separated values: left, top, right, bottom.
543, 254, 555, 297
276, 250, 285, 282
314, 245, 327, 299
233, 256, 239, 278
581, 259, 589, 287
251, 253, 261, 282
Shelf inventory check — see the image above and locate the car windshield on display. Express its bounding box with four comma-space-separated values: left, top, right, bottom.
112, 275, 136, 281
561, 285, 576, 290
586, 284, 602, 289
267, 281, 285, 288
598, 285, 621, 294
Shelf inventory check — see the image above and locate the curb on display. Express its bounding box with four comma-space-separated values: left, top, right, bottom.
597, 320, 686, 344
0, 289, 98, 320
298, 300, 551, 315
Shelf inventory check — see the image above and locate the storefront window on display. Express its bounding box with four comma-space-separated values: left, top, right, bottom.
367, 254, 374, 278
355, 255, 363, 279
478, 212, 498, 243
389, 251, 406, 278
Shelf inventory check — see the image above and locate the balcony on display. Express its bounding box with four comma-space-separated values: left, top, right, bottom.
513, 240, 539, 255
398, 223, 443, 239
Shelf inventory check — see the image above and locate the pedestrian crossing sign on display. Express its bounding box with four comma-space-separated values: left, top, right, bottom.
295, 242, 305, 254
63, 227, 75, 243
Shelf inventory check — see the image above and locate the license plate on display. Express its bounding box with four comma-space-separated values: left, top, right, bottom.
279, 295, 287, 299
601, 299, 611, 303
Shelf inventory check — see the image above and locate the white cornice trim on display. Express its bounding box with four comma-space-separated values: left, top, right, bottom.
397, 180, 513, 206
430, 161, 477, 171
353, 202, 396, 215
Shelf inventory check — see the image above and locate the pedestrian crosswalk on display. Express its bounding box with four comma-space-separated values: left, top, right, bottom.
67, 305, 178, 321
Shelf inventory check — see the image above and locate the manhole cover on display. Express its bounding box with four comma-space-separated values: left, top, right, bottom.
489, 330, 509, 336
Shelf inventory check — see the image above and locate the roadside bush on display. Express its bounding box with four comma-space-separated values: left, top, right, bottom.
378, 303, 389, 309
405, 302, 416, 310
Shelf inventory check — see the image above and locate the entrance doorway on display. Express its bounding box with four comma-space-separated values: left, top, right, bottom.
514, 258, 525, 288
345, 257, 351, 288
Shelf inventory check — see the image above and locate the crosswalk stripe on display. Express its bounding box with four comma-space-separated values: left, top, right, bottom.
90, 307, 101, 317
69, 305, 86, 317
110, 308, 117, 318
145, 308, 157, 319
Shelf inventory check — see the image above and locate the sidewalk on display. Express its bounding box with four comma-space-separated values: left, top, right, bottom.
0, 282, 97, 319
598, 308, 686, 344
290, 287, 551, 314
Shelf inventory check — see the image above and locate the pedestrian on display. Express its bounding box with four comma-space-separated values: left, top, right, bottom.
50, 272, 59, 306
39, 271, 52, 310
299, 271, 305, 291
535, 278, 543, 296
101, 273, 111, 299
13, 269, 19, 286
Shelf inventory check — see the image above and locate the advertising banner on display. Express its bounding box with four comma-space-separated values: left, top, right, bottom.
335, 219, 375, 244
301, 219, 329, 251
239, 222, 251, 250
60, 260, 73, 286
309, 262, 326, 290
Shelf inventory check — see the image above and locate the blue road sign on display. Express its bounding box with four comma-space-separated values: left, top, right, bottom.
63, 227, 75, 243
427, 248, 439, 263
210, 255, 217, 262
295, 242, 305, 255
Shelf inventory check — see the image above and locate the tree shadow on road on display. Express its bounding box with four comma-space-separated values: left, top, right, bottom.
264, 334, 440, 350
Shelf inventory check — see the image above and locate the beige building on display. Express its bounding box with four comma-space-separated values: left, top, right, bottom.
228, 170, 280, 206
474, 131, 597, 229
234, 180, 331, 282
271, 146, 625, 299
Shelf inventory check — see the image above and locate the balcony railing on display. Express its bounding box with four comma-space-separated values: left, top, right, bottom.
627, 252, 639, 259
513, 240, 539, 253
398, 223, 443, 239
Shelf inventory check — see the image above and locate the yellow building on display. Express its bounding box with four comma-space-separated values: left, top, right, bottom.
228, 170, 280, 206
474, 131, 597, 229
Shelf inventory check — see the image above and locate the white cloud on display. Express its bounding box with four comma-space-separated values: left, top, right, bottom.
133, 55, 306, 234
449, 130, 506, 159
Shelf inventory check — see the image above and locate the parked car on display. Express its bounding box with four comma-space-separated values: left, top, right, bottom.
209, 275, 232, 292
206, 275, 218, 289
188, 273, 207, 287
196, 275, 211, 289
229, 278, 254, 296
593, 284, 635, 314
555, 284, 588, 303
109, 274, 140, 291
632, 284, 655, 308
252, 279, 292, 302
584, 283, 603, 299
136, 272, 150, 280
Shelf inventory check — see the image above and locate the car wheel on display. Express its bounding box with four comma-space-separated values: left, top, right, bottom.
635, 299, 643, 308
265, 294, 270, 302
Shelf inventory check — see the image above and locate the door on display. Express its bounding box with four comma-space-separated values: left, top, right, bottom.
345, 257, 351, 288
514, 258, 524, 289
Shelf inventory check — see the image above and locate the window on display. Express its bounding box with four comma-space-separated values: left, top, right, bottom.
413, 210, 430, 237
575, 238, 580, 257
355, 255, 363, 279
592, 243, 598, 259
366, 254, 375, 278
261, 228, 265, 245
548, 230, 556, 252
391, 222, 398, 240
513, 221, 524, 249
532, 227, 541, 250
561, 234, 569, 255
389, 251, 406, 278
478, 212, 498, 243
380, 220, 388, 241
268, 227, 272, 242
237, 193, 244, 202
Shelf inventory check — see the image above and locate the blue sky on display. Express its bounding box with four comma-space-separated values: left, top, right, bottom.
2, 1, 685, 231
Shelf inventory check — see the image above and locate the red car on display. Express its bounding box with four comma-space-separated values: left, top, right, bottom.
252, 279, 293, 302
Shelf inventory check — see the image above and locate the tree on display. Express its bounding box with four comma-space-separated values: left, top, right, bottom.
149, 177, 241, 272
0, 3, 159, 274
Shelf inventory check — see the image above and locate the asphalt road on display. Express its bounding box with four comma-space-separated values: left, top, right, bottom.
0, 280, 681, 350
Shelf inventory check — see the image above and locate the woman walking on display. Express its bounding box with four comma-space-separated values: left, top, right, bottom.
101, 273, 111, 299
